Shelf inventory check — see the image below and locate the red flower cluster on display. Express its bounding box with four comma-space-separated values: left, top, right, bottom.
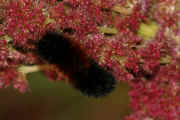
115, 3, 146, 34
0, 0, 180, 119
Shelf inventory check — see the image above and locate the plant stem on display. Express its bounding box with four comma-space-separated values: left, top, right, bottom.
18, 64, 53, 74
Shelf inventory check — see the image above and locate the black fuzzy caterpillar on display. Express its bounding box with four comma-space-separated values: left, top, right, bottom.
36, 31, 116, 97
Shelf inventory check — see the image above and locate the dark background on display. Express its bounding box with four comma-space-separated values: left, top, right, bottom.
0, 72, 131, 120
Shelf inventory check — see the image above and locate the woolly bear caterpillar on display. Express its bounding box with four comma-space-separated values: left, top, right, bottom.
36, 31, 116, 97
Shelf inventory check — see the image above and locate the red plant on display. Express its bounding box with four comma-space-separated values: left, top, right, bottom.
0, 0, 180, 119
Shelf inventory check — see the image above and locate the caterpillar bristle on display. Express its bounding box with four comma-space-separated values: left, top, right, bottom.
36, 31, 71, 64
36, 31, 116, 97
74, 60, 116, 97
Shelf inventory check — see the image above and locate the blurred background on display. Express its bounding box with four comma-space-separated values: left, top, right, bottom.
0, 72, 131, 120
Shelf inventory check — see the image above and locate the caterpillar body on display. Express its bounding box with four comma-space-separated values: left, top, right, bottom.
36, 31, 116, 97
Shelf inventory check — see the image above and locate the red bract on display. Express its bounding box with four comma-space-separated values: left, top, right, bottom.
0, 68, 27, 92
44, 68, 68, 82
49, 2, 67, 25
0, 40, 10, 68
128, 63, 180, 120
152, 0, 178, 28
155, 12, 178, 27
4, 0, 46, 48
115, 4, 146, 34
62, 0, 102, 39
125, 57, 139, 73
83, 34, 105, 60
0, 0, 47, 92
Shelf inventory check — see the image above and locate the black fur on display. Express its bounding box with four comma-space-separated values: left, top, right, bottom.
36, 31, 116, 97
74, 61, 116, 97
